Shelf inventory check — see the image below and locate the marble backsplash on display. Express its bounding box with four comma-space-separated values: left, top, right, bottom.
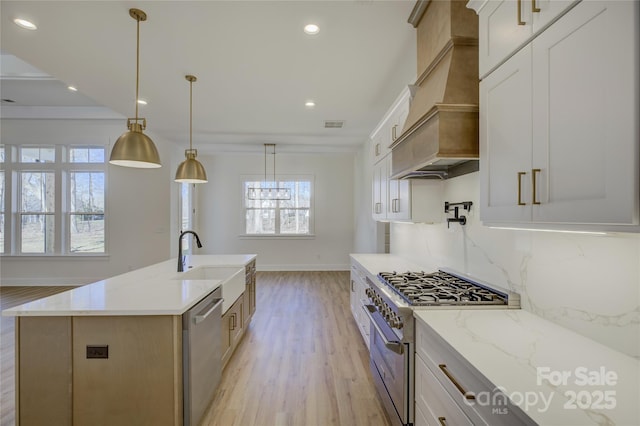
390, 172, 640, 358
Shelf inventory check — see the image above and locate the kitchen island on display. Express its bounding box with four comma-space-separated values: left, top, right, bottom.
2, 254, 256, 426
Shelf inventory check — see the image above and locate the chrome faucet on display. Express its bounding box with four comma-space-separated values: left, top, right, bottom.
177, 230, 203, 272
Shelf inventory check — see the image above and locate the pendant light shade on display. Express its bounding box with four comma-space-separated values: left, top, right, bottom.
175, 75, 207, 183
175, 149, 207, 183
109, 8, 161, 169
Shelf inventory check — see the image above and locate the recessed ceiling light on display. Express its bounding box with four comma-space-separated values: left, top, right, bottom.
68, 86, 78, 92
137, 99, 147, 105
305, 101, 316, 108
304, 24, 319, 35
14, 18, 37, 30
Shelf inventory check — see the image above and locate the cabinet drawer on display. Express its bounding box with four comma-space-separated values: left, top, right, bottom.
416, 321, 534, 425
415, 354, 474, 426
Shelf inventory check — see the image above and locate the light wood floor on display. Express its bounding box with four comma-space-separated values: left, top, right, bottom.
0, 286, 76, 426
202, 271, 390, 426
0, 273, 390, 426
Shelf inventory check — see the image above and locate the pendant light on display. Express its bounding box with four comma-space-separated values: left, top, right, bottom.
247, 144, 291, 200
109, 8, 161, 168
175, 75, 208, 183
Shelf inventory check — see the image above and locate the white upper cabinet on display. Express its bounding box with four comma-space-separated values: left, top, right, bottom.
372, 156, 388, 221
480, 47, 533, 223
479, 0, 639, 230
370, 87, 412, 164
370, 87, 445, 223
473, 0, 578, 78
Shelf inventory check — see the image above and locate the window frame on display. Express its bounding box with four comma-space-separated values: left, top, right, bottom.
0, 144, 108, 257
178, 182, 197, 255
240, 174, 315, 239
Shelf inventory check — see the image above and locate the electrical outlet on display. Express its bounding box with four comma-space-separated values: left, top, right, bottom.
86, 345, 109, 359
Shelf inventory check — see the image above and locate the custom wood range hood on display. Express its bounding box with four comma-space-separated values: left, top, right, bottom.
391, 0, 479, 180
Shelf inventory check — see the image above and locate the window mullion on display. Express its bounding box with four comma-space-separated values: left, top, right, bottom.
56, 150, 64, 254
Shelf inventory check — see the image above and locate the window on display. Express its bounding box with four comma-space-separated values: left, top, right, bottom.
243, 177, 313, 235
68, 148, 105, 253
0, 145, 107, 255
178, 183, 195, 255
0, 146, 5, 253
20, 171, 55, 253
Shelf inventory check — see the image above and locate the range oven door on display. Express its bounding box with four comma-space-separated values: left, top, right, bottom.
363, 304, 413, 426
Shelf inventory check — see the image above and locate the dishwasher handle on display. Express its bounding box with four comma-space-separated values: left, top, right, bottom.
194, 298, 224, 324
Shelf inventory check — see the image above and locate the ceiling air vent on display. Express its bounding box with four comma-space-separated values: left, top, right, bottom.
324, 120, 344, 129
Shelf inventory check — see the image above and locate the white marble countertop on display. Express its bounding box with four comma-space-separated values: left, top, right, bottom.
415, 310, 640, 426
2, 255, 256, 316
350, 253, 427, 279
349, 254, 639, 424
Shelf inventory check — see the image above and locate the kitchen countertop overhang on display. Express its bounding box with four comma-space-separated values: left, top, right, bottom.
2, 254, 256, 317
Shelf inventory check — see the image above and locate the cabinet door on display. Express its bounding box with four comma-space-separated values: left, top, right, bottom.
415, 355, 474, 426
350, 278, 359, 322
531, 0, 578, 32
480, 46, 533, 223
531, 0, 638, 224
391, 98, 410, 142
230, 300, 244, 346
478, 0, 533, 77
372, 158, 388, 221
221, 309, 233, 366
388, 178, 411, 221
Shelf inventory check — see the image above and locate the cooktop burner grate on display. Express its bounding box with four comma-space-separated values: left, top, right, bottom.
378, 271, 508, 306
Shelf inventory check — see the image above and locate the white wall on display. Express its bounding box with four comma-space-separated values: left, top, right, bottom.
0, 119, 175, 285
389, 172, 640, 358
196, 151, 355, 271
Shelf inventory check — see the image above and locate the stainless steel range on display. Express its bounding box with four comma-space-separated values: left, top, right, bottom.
362, 268, 520, 426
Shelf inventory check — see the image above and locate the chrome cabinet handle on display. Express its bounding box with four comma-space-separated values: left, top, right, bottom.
532, 168, 541, 205
517, 0, 525, 25
375, 143, 381, 156
439, 364, 475, 400
374, 202, 382, 214
517, 172, 527, 205
438, 417, 447, 426
532, 0, 541, 13
392, 124, 398, 141
194, 299, 223, 324
230, 313, 236, 330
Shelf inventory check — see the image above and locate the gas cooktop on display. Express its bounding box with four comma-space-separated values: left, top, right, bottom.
377, 270, 516, 307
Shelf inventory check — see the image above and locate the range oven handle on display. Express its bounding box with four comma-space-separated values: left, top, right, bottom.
362, 304, 404, 355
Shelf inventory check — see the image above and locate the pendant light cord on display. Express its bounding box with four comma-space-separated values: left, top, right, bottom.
134, 14, 140, 121
189, 79, 193, 151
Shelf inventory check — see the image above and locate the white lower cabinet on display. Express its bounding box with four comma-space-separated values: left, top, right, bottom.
350, 262, 370, 349
415, 319, 535, 426
415, 355, 473, 426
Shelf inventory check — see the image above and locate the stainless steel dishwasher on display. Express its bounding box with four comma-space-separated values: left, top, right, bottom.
183, 287, 223, 426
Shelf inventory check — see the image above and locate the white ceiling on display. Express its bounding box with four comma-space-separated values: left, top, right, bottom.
1, 1, 417, 153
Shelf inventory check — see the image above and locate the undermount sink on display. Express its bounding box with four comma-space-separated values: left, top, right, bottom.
175, 266, 245, 313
